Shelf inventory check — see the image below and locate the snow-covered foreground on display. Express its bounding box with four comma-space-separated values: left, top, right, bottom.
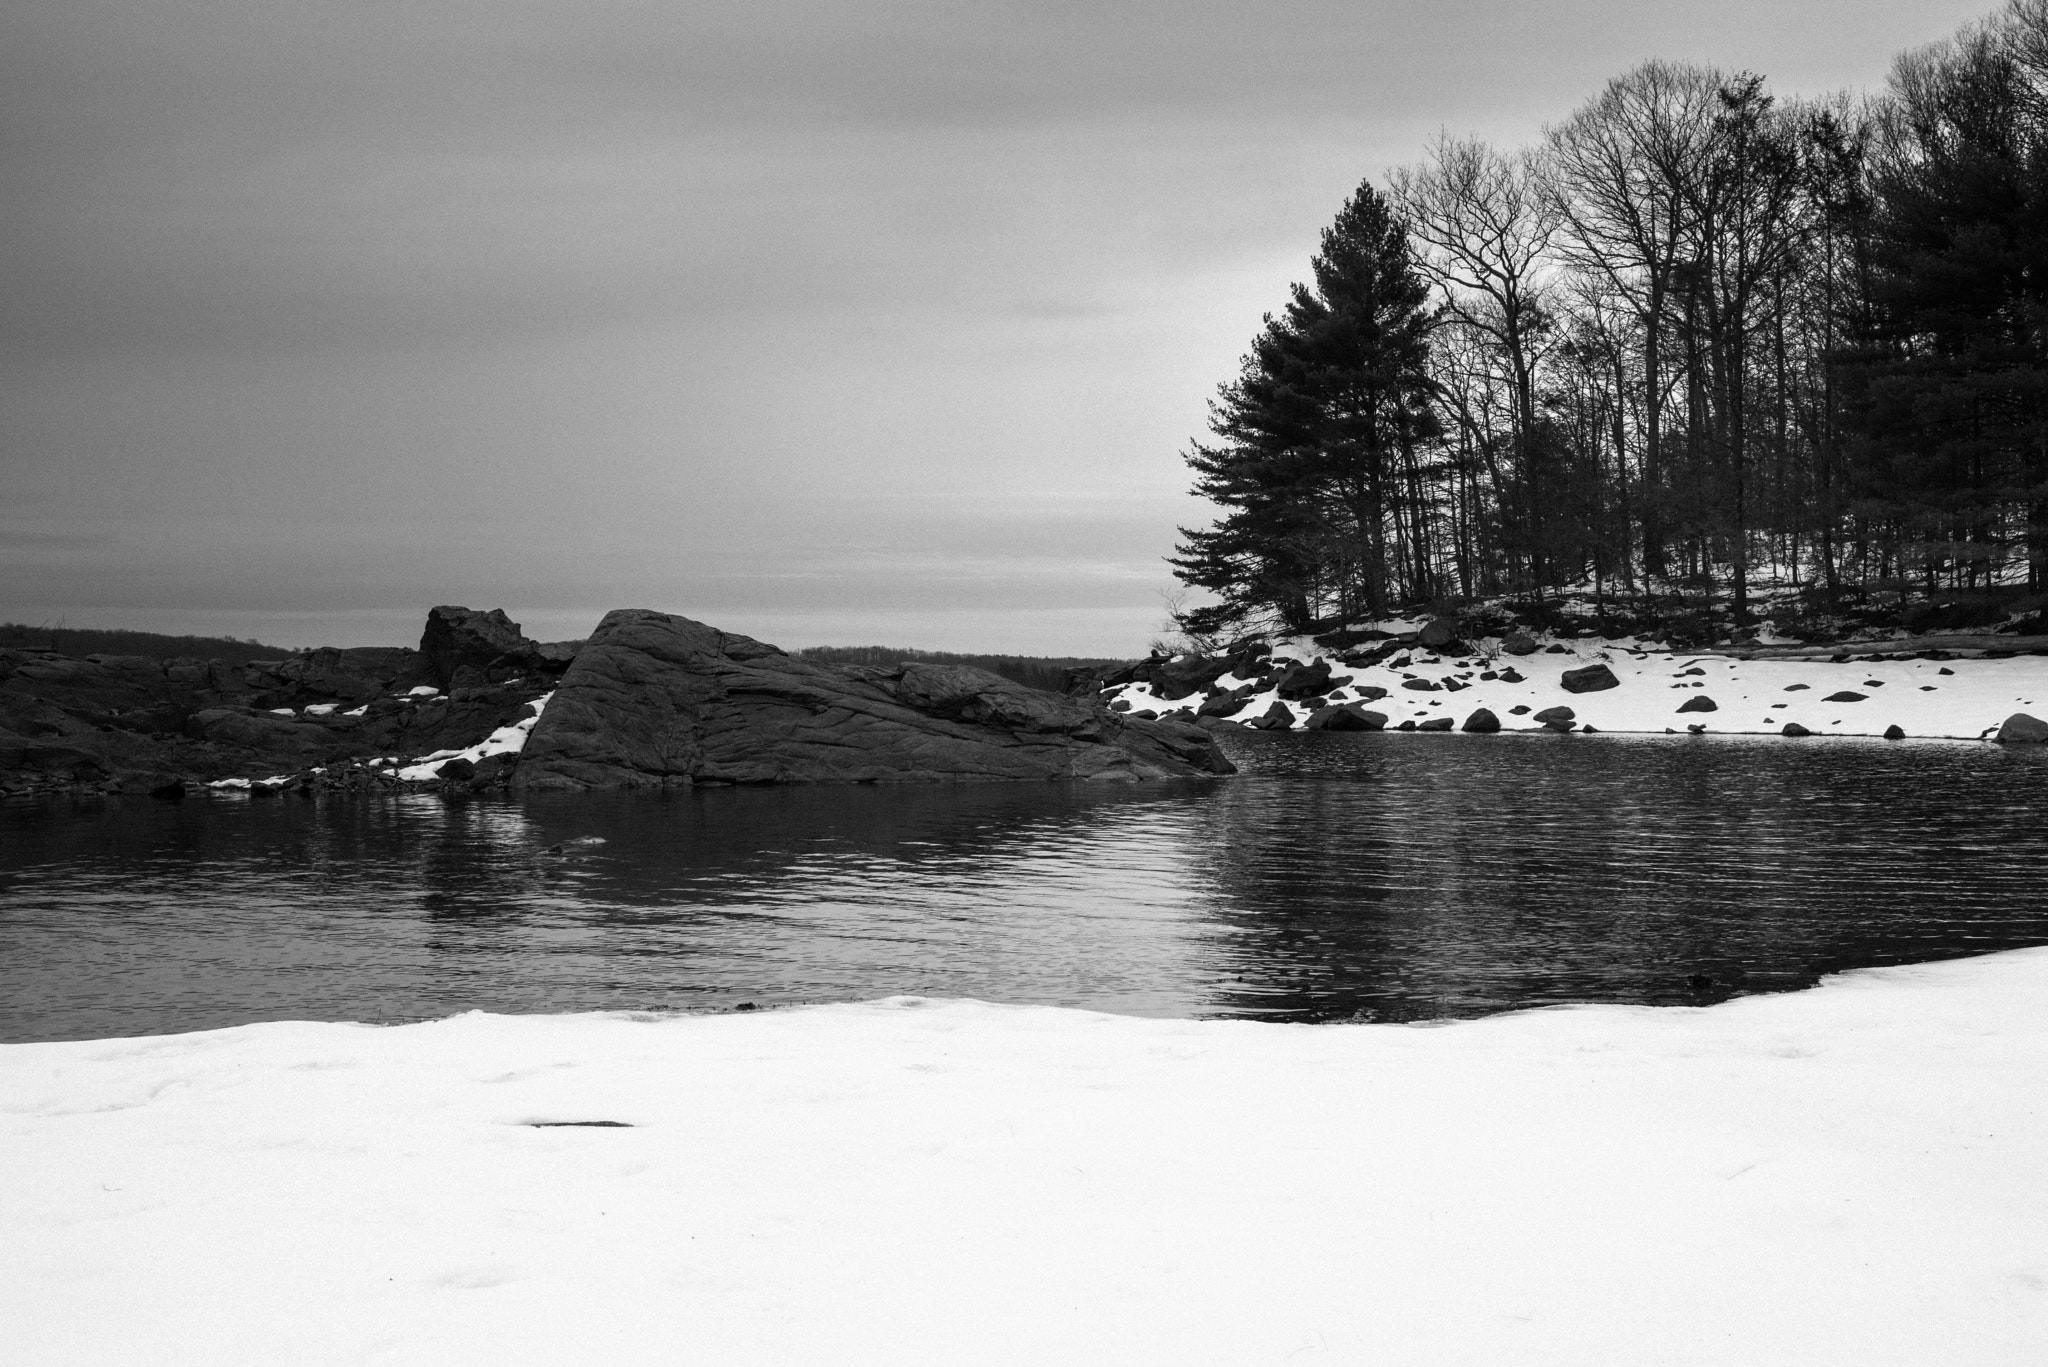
5, 956, 2046, 1365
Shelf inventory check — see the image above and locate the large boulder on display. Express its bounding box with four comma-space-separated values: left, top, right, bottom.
1304, 703, 1386, 732
1460, 708, 1501, 733
1149, 654, 1236, 701
1273, 659, 1338, 700
1560, 663, 1621, 693
1995, 712, 2048, 743
1418, 618, 1460, 649
512, 610, 1235, 789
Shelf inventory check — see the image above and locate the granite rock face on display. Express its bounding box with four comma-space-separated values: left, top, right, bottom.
512, 610, 1234, 790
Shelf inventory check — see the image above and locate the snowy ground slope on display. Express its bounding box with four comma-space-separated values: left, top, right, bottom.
1114, 640, 2048, 740
5, 953, 2047, 1366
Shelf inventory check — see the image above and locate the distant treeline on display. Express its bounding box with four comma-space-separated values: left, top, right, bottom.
1176, 0, 2048, 639
796, 646, 1126, 694
0, 622, 297, 664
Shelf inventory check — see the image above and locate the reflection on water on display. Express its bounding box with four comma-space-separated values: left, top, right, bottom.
3, 732, 2045, 1041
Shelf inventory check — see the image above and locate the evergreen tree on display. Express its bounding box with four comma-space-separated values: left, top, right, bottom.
1839, 16, 2048, 592
1172, 182, 1439, 634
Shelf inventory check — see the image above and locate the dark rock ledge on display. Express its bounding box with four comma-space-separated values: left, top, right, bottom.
0, 606, 1232, 798
513, 609, 1231, 789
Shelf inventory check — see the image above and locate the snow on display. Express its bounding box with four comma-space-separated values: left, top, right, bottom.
302, 703, 338, 717
266, 707, 294, 716
406, 686, 440, 698
394, 691, 552, 781
1117, 637, 2048, 740
4, 950, 2045, 1365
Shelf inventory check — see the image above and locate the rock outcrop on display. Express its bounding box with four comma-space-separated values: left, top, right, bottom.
512, 610, 1232, 790
0, 607, 579, 796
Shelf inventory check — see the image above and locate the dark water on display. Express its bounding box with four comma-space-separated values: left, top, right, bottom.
3, 732, 2045, 1042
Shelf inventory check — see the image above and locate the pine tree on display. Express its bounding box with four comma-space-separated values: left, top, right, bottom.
1172, 182, 1439, 634
1839, 18, 2048, 593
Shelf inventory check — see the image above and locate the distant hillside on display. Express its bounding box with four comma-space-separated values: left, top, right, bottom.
0, 622, 302, 664
796, 646, 1128, 695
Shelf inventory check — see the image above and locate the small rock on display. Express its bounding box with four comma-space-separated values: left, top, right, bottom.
1939, 667, 1954, 675
1417, 717, 1454, 731
1782, 722, 1811, 738
1501, 632, 1538, 656
1676, 695, 1718, 714
1354, 685, 1389, 702
1397, 720, 1417, 731
1496, 667, 1526, 684
1531, 705, 1576, 725
1509, 705, 1531, 716
1545, 644, 1569, 654
1686, 723, 1707, 734
1560, 663, 1620, 693
1460, 708, 1501, 734
1400, 678, 1440, 692
1883, 725, 1906, 740
1480, 670, 1498, 681
1822, 691, 1867, 703
1784, 683, 1809, 692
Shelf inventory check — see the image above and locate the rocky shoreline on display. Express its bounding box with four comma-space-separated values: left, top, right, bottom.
0, 607, 1232, 799
1087, 618, 2048, 745
7, 606, 2044, 802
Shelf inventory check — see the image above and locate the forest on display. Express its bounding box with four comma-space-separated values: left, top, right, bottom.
1173, 0, 2048, 645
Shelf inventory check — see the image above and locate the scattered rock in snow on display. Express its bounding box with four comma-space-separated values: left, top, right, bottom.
1400, 678, 1439, 692
1417, 717, 1454, 731
1823, 691, 1868, 703
1194, 691, 1252, 720
1784, 683, 1810, 692
1677, 696, 1719, 714
1783, 722, 1812, 738
1560, 664, 1620, 693
1500, 632, 1538, 656
1497, 667, 1526, 684
1532, 706, 1576, 726
1245, 701, 1296, 731
1460, 708, 1501, 734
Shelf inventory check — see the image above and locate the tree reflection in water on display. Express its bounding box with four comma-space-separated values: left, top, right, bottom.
2, 734, 2045, 1039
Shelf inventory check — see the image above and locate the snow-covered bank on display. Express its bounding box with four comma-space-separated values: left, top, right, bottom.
6, 954, 2047, 1365
1113, 635, 2048, 741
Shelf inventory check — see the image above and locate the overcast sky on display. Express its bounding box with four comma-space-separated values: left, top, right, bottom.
1, 0, 1996, 654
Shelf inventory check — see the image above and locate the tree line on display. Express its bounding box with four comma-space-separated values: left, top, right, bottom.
1173, 0, 2048, 640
